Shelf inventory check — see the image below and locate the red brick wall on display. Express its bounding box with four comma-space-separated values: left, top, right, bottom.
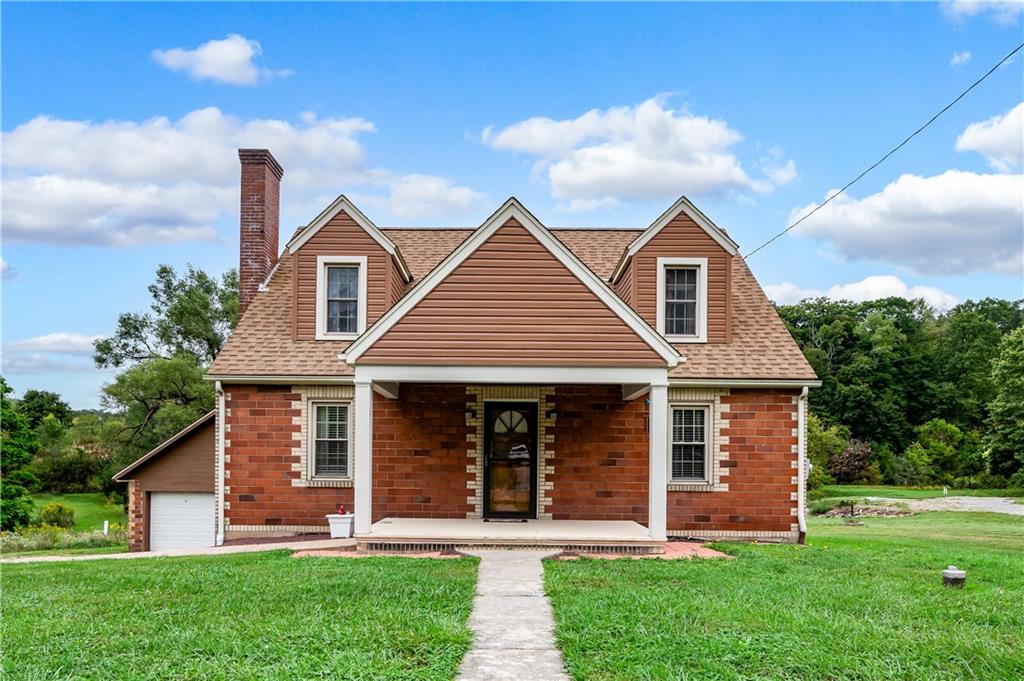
548, 385, 649, 523
372, 384, 473, 520
668, 389, 799, 534
224, 384, 473, 530
225, 385, 352, 529
127, 480, 145, 551
222, 383, 799, 537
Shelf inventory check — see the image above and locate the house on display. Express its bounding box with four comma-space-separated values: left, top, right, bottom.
115, 148, 818, 553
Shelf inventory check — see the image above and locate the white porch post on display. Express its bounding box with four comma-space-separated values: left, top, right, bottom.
648, 383, 668, 541
354, 379, 374, 535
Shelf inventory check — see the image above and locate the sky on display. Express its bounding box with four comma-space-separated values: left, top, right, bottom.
2, 1, 1022, 409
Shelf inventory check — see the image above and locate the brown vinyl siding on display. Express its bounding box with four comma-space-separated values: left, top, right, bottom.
294, 209, 391, 340
360, 219, 666, 366
614, 259, 636, 307
388, 258, 407, 306
633, 213, 732, 343
132, 419, 215, 493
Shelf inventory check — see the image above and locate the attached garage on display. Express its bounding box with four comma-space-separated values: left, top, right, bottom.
113, 412, 216, 552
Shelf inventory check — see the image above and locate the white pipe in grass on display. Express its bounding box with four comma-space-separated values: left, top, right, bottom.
798, 386, 809, 540
216, 380, 226, 546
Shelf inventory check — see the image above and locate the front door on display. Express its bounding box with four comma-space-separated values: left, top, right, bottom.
483, 402, 538, 519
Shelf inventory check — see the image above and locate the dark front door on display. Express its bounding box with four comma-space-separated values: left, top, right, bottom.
483, 402, 538, 519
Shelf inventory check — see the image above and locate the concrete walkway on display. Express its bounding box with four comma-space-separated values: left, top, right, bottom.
1, 538, 357, 564
457, 550, 569, 681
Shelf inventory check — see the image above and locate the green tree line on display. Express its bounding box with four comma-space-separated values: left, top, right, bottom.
778, 297, 1024, 491
1, 266, 238, 530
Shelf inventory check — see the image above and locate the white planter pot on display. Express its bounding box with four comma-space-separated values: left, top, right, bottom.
325, 513, 355, 539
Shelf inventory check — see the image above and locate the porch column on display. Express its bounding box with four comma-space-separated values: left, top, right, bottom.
354, 379, 374, 535
648, 383, 668, 541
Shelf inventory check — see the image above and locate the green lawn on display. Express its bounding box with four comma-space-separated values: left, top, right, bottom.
545, 513, 1024, 680
32, 492, 127, 530
820, 484, 1024, 499
3, 552, 478, 680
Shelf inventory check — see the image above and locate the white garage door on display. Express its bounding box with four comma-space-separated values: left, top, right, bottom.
150, 492, 215, 550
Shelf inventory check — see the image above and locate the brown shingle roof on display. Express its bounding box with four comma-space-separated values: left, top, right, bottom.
209, 228, 815, 381
669, 258, 816, 380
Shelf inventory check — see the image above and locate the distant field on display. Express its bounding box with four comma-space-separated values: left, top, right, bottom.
821, 484, 1024, 500
32, 493, 127, 531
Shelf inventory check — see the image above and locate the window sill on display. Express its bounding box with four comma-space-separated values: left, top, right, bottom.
307, 478, 353, 488
668, 481, 714, 492
314, 333, 359, 342
665, 335, 707, 344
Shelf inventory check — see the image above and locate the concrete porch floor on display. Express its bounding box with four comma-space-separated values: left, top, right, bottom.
358, 517, 660, 551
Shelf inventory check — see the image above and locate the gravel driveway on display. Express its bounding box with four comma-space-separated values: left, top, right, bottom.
868, 496, 1024, 516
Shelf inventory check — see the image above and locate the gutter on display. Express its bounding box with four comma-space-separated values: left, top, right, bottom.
216, 381, 226, 546
797, 386, 808, 543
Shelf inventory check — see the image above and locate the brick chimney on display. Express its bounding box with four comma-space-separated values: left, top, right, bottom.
238, 148, 284, 313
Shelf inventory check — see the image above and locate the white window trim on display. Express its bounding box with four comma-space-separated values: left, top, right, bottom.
315, 255, 368, 341
308, 400, 353, 480
656, 257, 708, 343
668, 402, 713, 484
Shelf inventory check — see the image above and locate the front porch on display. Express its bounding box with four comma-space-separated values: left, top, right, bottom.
357, 517, 664, 553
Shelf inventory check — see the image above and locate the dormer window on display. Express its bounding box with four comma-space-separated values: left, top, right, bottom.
656, 257, 708, 343
315, 255, 367, 340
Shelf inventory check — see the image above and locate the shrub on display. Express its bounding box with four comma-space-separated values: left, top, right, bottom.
807, 414, 844, 490
829, 439, 874, 483
0, 526, 127, 554
38, 502, 75, 528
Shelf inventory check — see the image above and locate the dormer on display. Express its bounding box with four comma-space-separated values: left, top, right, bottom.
609, 198, 738, 344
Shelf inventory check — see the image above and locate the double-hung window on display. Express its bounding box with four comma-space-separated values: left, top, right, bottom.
315, 255, 366, 340
665, 268, 698, 336
671, 406, 710, 483
310, 403, 350, 478
656, 257, 708, 342
326, 266, 358, 334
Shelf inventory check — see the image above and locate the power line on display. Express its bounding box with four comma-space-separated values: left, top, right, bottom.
743, 40, 1024, 260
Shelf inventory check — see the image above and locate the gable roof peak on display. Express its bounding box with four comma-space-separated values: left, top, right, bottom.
610, 196, 740, 283
285, 194, 412, 282
345, 196, 681, 366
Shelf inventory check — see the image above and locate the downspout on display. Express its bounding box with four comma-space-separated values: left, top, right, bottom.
797, 386, 808, 543
215, 381, 226, 546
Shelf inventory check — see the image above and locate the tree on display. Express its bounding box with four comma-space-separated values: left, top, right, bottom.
828, 439, 878, 483
1, 377, 38, 530
807, 414, 846, 490
986, 328, 1024, 478
94, 265, 239, 368
17, 389, 72, 429
100, 355, 214, 467
91, 264, 237, 491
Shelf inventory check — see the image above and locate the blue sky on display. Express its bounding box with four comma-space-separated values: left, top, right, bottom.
3, 2, 1022, 408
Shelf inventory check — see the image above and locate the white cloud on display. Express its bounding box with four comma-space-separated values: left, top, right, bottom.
482, 97, 792, 208
382, 175, 488, 220
790, 170, 1023, 275
0, 354, 95, 374
2, 332, 106, 375
152, 34, 292, 86
942, 0, 1024, 24
765, 275, 959, 310
2, 108, 486, 245
955, 102, 1024, 171
0, 258, 12, 280
7, 332, 103, 355
950, 50, 973, 66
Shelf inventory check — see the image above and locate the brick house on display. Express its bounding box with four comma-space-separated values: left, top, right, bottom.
116, 148, 818, 552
